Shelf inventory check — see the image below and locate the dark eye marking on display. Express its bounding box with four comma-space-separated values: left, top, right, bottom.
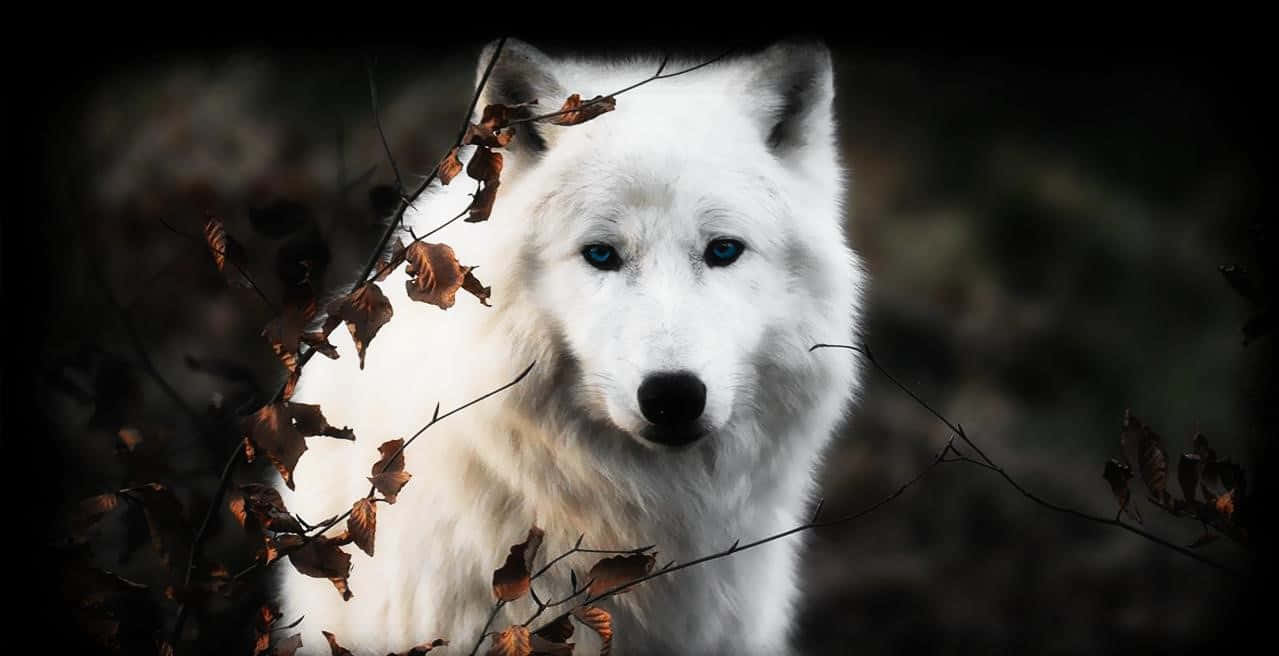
704, 238, 746, 267
582, 244, 622, 271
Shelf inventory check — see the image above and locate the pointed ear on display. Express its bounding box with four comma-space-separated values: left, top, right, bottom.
474, 39, 565, 156
748, 41, 835, 159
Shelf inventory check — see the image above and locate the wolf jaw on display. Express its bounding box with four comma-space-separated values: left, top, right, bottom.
275, 39, 866, 655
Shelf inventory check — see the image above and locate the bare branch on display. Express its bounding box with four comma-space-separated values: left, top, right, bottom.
811, 342, 1245, 577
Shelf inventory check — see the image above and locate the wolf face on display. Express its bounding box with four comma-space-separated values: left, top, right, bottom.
481, 40, 856, 453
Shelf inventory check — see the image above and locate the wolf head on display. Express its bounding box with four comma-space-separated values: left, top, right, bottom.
473, 39, 862, 455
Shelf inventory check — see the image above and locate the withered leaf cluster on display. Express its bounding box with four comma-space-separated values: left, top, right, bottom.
485, 527, 654, 656
1104, 410, 1252, 545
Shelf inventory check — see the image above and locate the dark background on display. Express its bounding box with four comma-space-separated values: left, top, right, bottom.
11, 25, 1275, 655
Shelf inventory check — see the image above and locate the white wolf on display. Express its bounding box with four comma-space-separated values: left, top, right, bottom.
276, 38, 866, 655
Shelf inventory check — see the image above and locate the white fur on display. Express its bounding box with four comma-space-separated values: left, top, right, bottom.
276, 40, 867, 656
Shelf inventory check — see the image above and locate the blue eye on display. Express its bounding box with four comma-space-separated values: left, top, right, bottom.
705, 239, 745, 266
582, 244, 622, 270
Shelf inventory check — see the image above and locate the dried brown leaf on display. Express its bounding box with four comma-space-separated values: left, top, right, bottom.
404, 242, 474, 310
468, 146, 504, 184
492, 526, 545, 602
369, 471, 412, 504
116, 427, 144, 453
322, 630, 354, 656
486, 626, 532, 656
548, 94, 616, 126
71, 492, 123, 536
1102, 458, 1141, 523
534, 614, 574, 644
462, 269, 492, 306
529, 634, 574, 656
1216, 489, 1237, 520
327, 282, 394, 369
467, 180, 500, 223
572, 606, 613, 656
203, 214, 250, 287
373, 439, 406, 475
586, 552, 655, 598
349, 498, 377, 557
302, 331, 340, 359
1122, 411, 1169, 504
242, 402, 356, 489
440, 147, 464, 185
287, 537, 352, 580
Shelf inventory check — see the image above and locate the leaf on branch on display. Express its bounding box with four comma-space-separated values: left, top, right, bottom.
203, 214, 250, 287
302, 331, 340, 359
547, 94, 617, 126
1103, 459, 1141, 523
116, 427, 144, 453
571, 606, 613, 656
465, 104, 517, 148
468, 147, 504, 184
486, 626, 531, 656
585, 552, 655, 598
440, 147, 464, 185
492, 526, 545, 602
534, 615, 574, 644
404, 242, 486, 310
287, 535, 353, 601
349, 498, 377, 557
253, 604, 281, 656
322, 630, 354, 656
463, 269, 493, 307
272, 633, 303, 656
374, 238, 409, 284
325, 282, 393, 369
71, 492, 124, 537
263, 301, 313, 401
370, 471, 412, 504
1121, 410, 1170, 505
242, 402, 357, 490
467, 180, 500, 223
232, 483, 303, 534
1215, 489, 1237, 521
369, 439, 412, 504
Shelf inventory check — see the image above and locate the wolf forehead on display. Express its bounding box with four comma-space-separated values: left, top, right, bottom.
480, 39, 844, 245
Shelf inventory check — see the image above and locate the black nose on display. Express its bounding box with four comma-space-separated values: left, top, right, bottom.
638, 371, 707, 426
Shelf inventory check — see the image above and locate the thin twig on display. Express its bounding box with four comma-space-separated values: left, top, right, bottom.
504, 48, 735, 129
525, 435, 958, 638
158, 217, 277, 313
467, 600, 506, 656
810, 342, 1244, 577
230, 361, 536, 584
366, 57, 406, 196
275, 39, 511, 403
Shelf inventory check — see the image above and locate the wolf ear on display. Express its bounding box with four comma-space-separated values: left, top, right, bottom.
474, 39, 565, 156
748, 41, 836, 159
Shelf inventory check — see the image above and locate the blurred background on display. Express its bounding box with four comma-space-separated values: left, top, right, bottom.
15, 31, 1275, 655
